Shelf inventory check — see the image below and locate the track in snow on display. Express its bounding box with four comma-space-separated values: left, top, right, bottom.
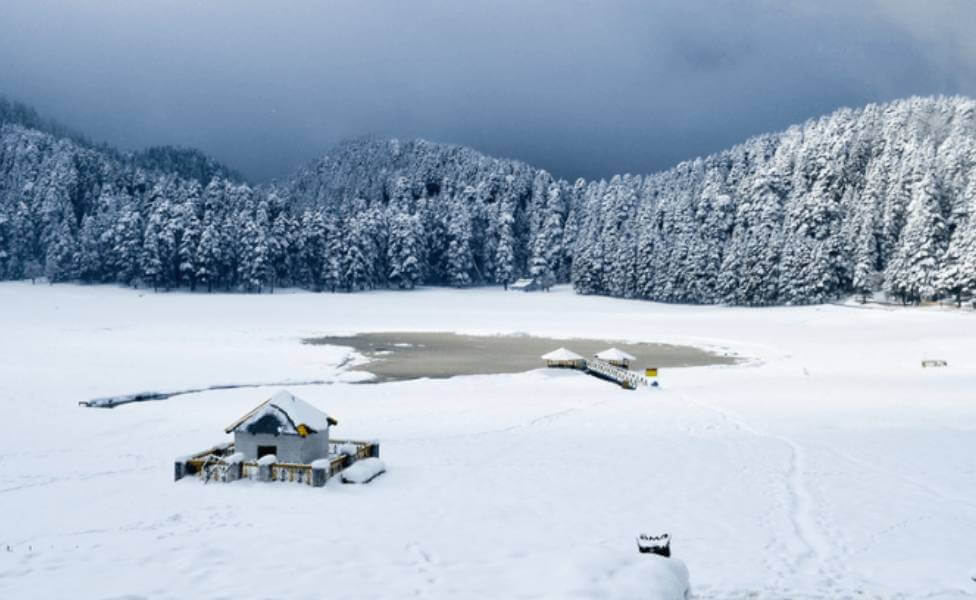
679, 391, 845, 592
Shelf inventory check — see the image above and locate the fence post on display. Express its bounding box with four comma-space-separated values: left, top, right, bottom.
311, 459, 329, 487
258, 455, 276, 481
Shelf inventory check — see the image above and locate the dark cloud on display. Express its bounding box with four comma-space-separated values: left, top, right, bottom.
0, 0, 973, 182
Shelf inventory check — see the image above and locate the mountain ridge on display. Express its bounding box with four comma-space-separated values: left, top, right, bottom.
0, 95, 974, 305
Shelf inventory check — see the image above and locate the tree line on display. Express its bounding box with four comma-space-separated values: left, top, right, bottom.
1, 95, 976, 305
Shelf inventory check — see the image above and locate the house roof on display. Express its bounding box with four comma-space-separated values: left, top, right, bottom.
224, 390, 338, 435
541, 347, 584, 361
595, 347, 636, 361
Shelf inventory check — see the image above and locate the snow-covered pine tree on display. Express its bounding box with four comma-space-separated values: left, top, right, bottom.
238, 216, 268, 293
493, 201, 516, 289
195, 213, 222, 293
934, 176, 976, 305
267, 213, 292, 293
44, 219, 77, 284
321, 215, 343, 293
178, 209, 201, 291
300, 210, 326, 291
387, 211, 424, 289
885, 166, 947, 304
444, 198, 475, 288
113, 207, 144, 286
140, 209, 165, 292
341, 215, 372, 292
76, 215, 102, 283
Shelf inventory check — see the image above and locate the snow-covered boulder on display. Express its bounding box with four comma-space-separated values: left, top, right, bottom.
570, 553, 689, 599
340, 458, 385, 484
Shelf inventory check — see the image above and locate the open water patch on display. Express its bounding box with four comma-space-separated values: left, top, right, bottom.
303, 331, 738, 382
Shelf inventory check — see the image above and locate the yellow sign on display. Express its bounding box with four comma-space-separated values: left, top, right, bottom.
645, 368, 658, 378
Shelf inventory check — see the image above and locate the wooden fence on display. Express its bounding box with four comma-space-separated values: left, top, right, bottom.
177, 439, 380, 487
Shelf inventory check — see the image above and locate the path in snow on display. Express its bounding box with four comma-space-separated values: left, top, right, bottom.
680, 391, 845, 594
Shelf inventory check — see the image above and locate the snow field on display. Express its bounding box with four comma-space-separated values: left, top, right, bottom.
0, 283, 975, 599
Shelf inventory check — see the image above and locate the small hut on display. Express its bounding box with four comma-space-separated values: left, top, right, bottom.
594, 347, 636, 369
542, 347, 586, 369
224, 390, 337, 464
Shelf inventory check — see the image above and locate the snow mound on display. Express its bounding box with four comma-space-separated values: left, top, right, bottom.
257, 454, 277, 466
570, 554, 689, 600
340, 458, 386, 484
338, 443, 359, 457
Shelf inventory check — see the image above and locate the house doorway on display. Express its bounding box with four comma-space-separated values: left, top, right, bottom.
257, 445, 277, 459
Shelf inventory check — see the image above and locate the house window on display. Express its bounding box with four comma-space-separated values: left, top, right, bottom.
257, 445, 277, 459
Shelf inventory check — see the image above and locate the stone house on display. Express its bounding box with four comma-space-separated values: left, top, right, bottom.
224, 390, 337, 465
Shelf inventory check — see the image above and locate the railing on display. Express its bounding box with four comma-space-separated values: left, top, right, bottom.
177, 439, 380, 487
584, 358, 655, 389
270, 462, 314, 485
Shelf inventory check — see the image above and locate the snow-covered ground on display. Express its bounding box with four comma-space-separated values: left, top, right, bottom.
1, 282, 975, 599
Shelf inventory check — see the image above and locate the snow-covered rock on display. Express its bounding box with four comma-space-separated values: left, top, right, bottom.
340, 458, 385, 484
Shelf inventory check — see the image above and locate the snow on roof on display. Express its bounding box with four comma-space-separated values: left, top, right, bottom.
595, 347, 636, 361
541, 347, 584, 361
225, 390, 337, 435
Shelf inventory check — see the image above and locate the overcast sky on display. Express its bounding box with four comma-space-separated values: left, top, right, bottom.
1, 1, 975, 183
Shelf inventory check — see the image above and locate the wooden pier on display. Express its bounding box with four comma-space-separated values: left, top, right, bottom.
582, 358, 657, 389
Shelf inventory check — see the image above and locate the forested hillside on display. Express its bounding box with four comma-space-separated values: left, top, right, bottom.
1, 95, 974, 304
572, 96, 976, 305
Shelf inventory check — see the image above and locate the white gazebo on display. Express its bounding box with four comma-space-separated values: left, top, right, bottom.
541, 347, 586, 369
594, 347, 636, 369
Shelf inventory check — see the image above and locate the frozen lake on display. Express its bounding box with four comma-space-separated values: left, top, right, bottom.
305, 331, 737, 381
